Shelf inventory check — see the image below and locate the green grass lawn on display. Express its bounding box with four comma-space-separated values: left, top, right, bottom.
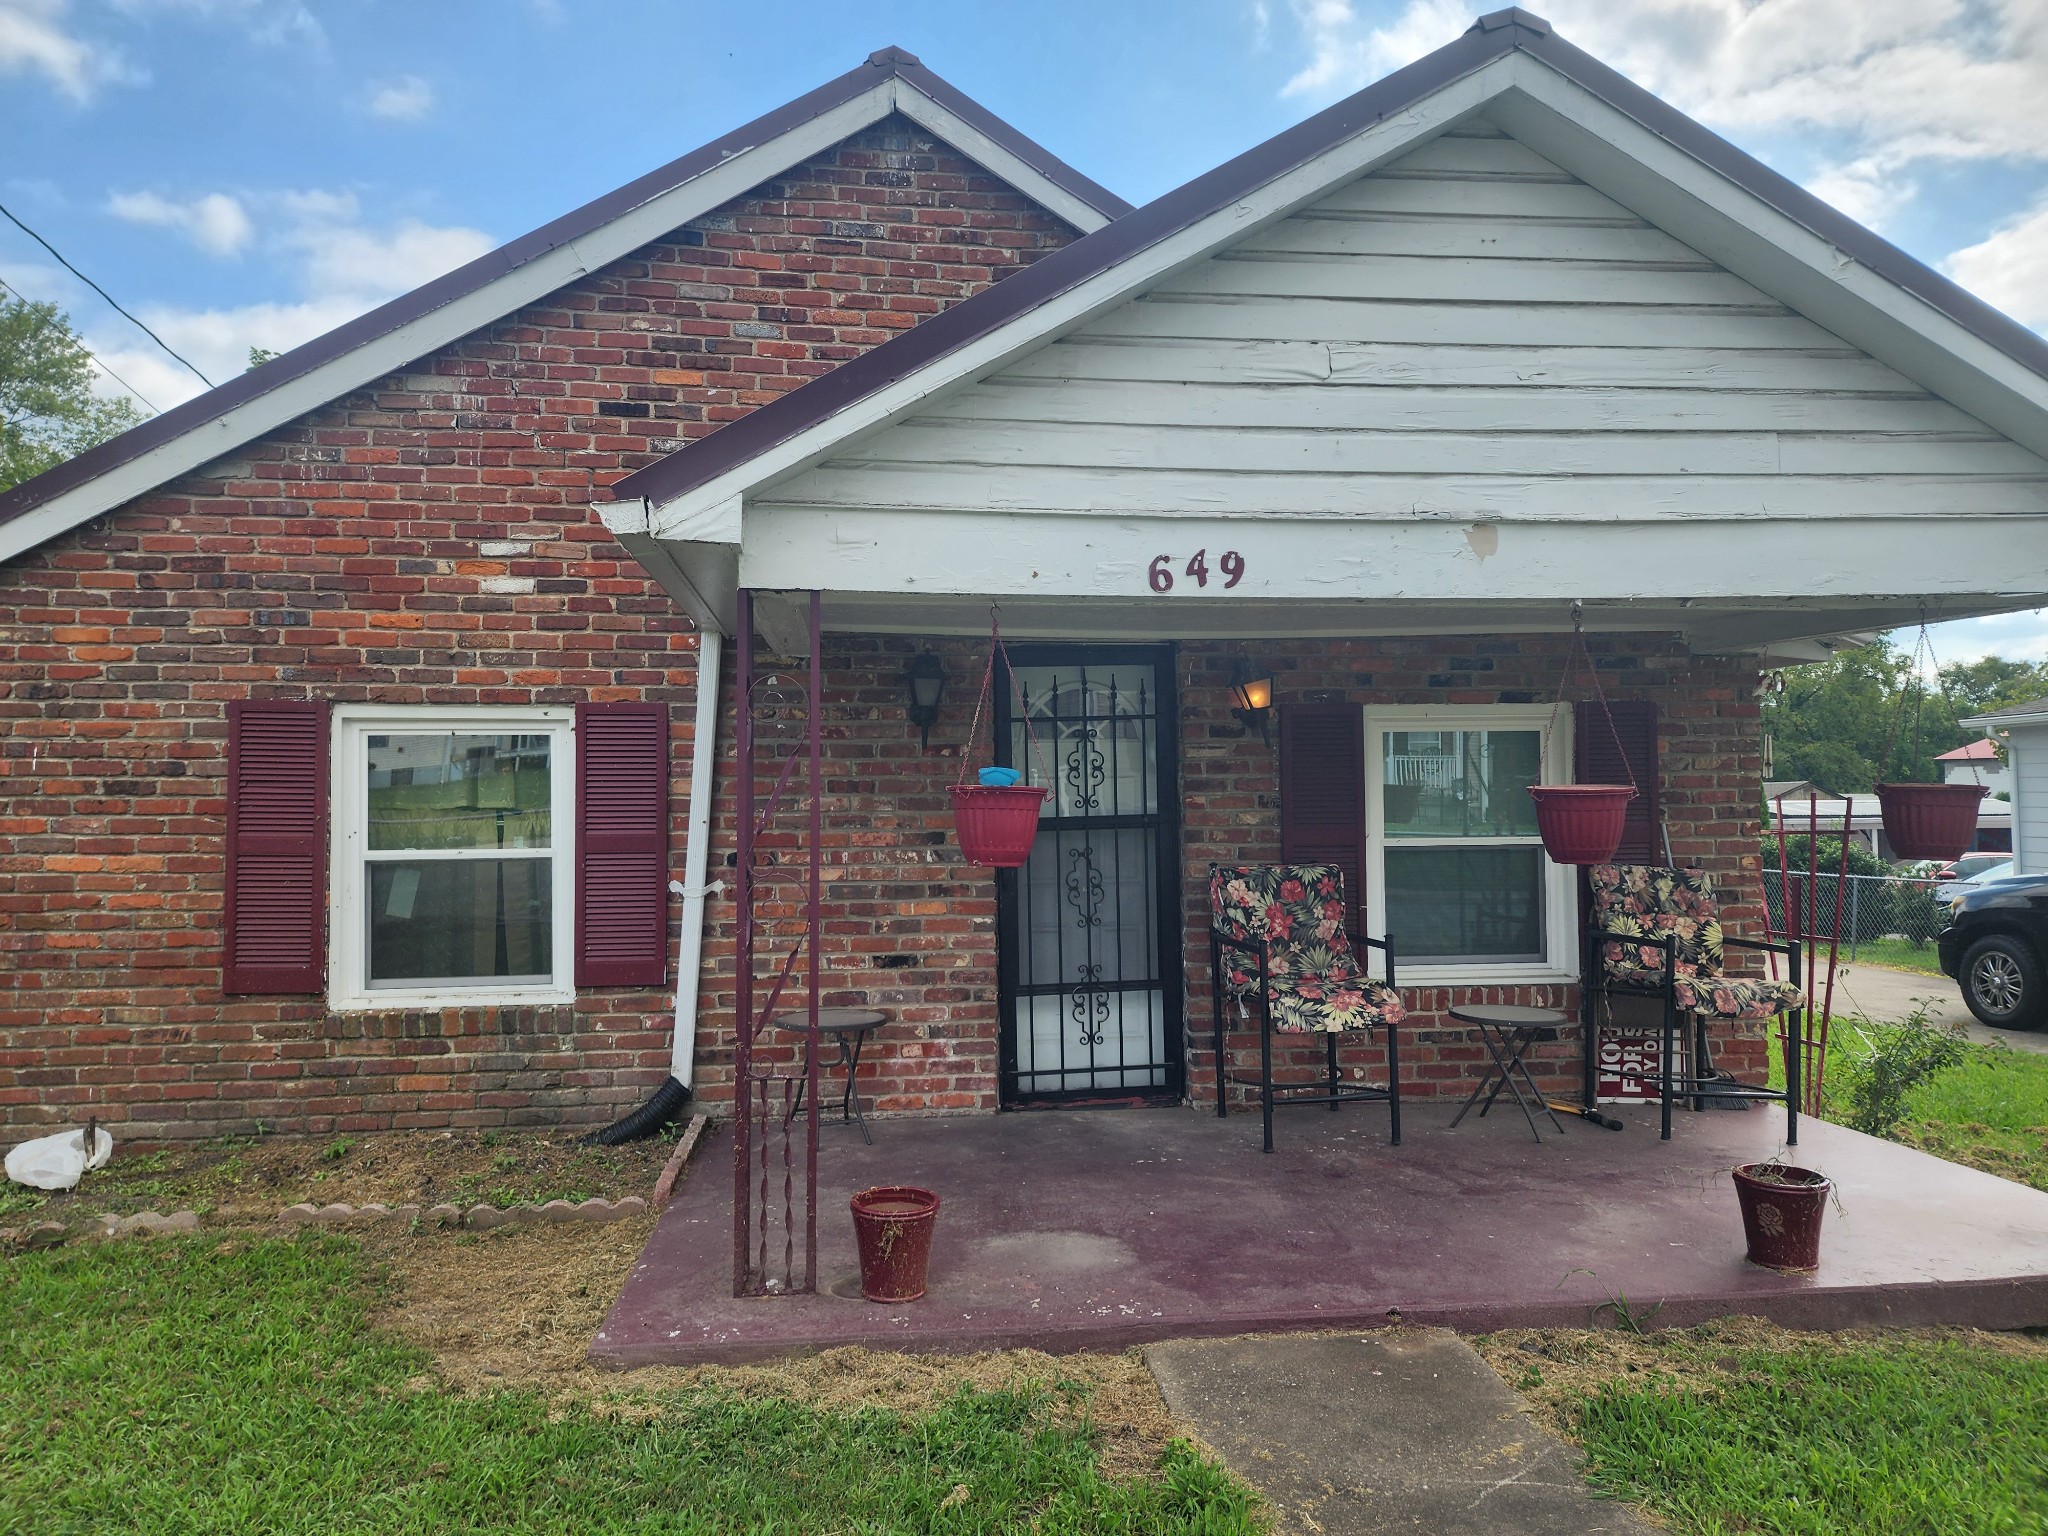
0, 1236, 1257, 1536
1563, 1328, 2048, 1536
1842, 936, 1945, 976
1810, 1023, 2048, 1191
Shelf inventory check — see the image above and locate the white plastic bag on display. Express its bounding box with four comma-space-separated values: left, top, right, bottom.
5, 1126, 114, 1191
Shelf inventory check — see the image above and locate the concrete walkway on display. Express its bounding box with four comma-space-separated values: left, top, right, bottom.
1146, 1330, 1656, 1535
1824, 960, 2048, 1054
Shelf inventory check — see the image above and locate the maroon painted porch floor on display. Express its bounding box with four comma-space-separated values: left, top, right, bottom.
590, 1102, 2048, 1367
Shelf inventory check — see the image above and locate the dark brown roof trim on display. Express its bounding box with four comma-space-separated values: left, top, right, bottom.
612, 5, 2048, 512
0, 48, 1128, 533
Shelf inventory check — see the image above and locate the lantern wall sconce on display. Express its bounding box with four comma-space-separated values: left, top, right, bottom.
904, 651, 947, 750
1231, 662, 1275, 746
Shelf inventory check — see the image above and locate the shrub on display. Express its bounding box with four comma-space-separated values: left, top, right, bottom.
1829, 1006, 1971, 1138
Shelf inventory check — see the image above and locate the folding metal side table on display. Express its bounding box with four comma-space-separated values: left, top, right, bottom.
1447, 1003, 1568, 1142
772, 1008, 888, 1144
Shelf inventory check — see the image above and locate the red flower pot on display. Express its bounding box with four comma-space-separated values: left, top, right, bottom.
1527, 784, 1635, 865
1875, 782, 1987, 862
1732, 1162, 1830, 1272
850, 1185, 940, 1303
949, 784, 1049, 868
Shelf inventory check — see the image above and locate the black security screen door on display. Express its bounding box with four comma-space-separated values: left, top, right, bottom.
996, 646, 1183, 1106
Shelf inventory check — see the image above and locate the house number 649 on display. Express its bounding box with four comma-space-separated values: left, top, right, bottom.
1148, 550, 1245, 593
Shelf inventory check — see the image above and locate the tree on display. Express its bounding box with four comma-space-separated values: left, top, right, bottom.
1939, 655, 2048, 718
1761, 638, 1966, 792
0, 293, 146, 494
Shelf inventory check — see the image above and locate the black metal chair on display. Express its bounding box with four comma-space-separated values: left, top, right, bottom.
1208, 863, 1404, 1153
1581, 863, 1804, 1141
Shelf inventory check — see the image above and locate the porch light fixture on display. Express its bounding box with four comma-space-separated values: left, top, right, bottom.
1231, 663, 1276, 746
903, 651, 947, 750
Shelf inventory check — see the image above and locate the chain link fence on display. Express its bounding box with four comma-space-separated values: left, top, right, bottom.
1759, 869, 1948, 955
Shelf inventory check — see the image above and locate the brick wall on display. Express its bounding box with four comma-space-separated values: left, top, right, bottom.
0, 119, 1078, 1142
675, 631, 1770, 1120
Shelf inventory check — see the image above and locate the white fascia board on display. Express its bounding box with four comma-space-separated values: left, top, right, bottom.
640, 58, 1518, 534
1488, 62, 2048, 459
3, 76, 1040, 570
620, 531, 737, 636
1965, 711, 2048, 731
888, 82, 1115, 234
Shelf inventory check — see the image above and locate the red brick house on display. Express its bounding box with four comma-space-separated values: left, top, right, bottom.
8, 10, 2048, 1149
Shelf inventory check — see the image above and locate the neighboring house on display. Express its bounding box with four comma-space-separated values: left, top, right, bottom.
1964, 699, 2048, 873
1938, 737, 2011, 799
8, 10, 2048, 1143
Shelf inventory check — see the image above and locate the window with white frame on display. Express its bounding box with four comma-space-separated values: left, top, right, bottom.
1364, 705, 1576, 981
330, 707, 576, 1009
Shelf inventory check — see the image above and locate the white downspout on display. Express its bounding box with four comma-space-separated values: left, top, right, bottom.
669, 628, 723, 1088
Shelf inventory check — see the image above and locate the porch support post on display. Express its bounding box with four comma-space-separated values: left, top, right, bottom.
732, 587, 756, 1297
803, 589, 822, 1292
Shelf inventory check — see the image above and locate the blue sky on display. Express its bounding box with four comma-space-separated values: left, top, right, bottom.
5, 0, 2048, 665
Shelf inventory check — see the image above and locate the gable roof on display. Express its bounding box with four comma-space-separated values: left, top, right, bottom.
1937, 738, 2002, 761
1966, 696, 2048, 729
0, 48, 1128, 566
604, 7, 2048, 529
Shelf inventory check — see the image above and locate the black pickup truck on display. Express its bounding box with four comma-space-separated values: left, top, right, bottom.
1938, 873, 2048, 1030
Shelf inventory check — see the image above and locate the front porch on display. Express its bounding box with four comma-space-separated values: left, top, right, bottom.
590, 1100, 2048, 1366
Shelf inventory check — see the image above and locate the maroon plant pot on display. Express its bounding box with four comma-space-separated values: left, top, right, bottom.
1527, 784, 1635, 866
850, 1185, 940, 1303
1732, 1162, 1831, 1273
1875, 782, 1988, 862
948, 785, 1049, 869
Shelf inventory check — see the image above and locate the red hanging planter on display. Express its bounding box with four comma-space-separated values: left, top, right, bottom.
1529, 784, 1636, 866
1875, 781, 1987, 862
1529, 606, 1640, 866
949, 783, 1050, 869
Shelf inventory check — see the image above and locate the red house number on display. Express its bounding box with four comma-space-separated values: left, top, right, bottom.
1148, 550, 1245, 593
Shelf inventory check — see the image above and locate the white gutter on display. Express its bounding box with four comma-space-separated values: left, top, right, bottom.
669, 628, 723, 1088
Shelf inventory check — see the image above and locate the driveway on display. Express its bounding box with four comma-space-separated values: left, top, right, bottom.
1824, 960, 2048, 1055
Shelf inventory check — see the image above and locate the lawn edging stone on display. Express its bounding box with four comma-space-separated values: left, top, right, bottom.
278, 1196, 648, 1231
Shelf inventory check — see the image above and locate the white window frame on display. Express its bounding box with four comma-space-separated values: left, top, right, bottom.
1362, 703, 1577, 985
329, 705, 577, 1011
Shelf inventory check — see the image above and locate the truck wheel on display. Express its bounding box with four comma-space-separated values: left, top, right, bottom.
1960, 935, 2047, 1030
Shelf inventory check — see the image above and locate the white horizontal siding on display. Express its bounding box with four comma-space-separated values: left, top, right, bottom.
764, 119, 2048, 524
2013, 728, 2048, 875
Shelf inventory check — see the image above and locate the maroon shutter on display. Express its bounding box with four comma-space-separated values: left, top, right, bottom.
1577, 699, 1661, 863
576, 702, 670, 987
224, 700, 329, 994
1279, 702, 1367, 928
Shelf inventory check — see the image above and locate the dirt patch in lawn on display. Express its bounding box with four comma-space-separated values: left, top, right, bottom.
5, 1127, 680, 1225
1473, 1316, 2048, 1440
366, 1218, 1186, 1480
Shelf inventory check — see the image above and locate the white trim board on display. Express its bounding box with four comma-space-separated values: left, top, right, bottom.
0, 77, 1115, 569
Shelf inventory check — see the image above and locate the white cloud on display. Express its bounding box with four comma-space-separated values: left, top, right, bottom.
80, 193, 494, 409
0, 0, 139, 100
1943, 203, 2048, 328
107, 0, 324, 50
1279, 0, 2048, 233
1927, 611, 2048, 666
1804, 159, 1915, 233
107, 189, 255, 257
367, 74, 434, 122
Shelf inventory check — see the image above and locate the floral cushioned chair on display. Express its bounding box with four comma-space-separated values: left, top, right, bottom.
1585, 864, 1804, 1142
1208, 863, 1404, 1152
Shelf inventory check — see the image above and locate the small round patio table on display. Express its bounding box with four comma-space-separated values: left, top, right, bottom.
1446, 1003, 1569, 1143
772, 1008, 889, 1144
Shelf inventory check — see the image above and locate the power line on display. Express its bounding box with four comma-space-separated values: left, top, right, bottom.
0, 275, 162, 414
0, 197, 215, 390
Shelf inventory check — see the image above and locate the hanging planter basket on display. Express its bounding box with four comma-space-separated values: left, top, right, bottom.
1529, 784, 1636, 866
1875, 781, 1987, 862
1530, 605, 1639, 866
948, 783, 1050, 869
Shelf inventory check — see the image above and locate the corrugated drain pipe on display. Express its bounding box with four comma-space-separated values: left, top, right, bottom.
584, 628, 723, 1145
